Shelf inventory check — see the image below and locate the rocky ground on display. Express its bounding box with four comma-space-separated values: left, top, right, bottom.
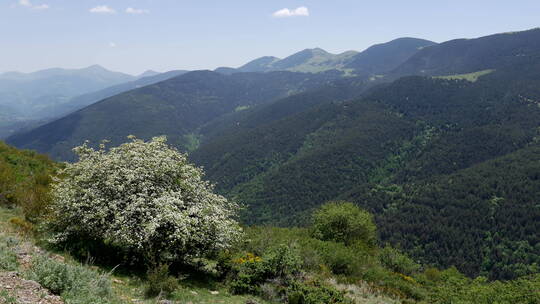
0, 271, 63, 304
0, 233, 65, 304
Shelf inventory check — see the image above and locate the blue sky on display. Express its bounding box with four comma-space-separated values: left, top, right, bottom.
2, 0, 539, 75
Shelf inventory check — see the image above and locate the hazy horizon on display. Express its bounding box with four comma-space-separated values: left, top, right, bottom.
2, 0, 540, 75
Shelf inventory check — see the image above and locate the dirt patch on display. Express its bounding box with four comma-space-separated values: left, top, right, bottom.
0, 271, 63, 304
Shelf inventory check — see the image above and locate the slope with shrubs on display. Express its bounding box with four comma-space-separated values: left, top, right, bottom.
0, 140, 56, 223
192, 60, 540, 279
0, 139, 538, 304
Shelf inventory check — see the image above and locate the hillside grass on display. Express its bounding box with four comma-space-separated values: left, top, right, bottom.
434, 69, 495, 82
0, 206, 270, 304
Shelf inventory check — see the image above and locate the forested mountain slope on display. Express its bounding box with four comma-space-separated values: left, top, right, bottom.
392, 28, 540, 76
345, 38, 435, 75
191, 62, 540, 279
55, 69, 188, 117
7, 70, 343, 160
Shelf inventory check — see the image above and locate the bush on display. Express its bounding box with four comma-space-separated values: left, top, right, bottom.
378, 246, 420, 276
316, 241, 360, 276
27, 255, 115, 303
145, 264, 179, 297
47, 136, 242, 265
18, 173, 52, 223
229, 245, 302, 295
0, 236, 19, 271
264, 244, 302, 281
287, 279, 353, 304
311, 201, 376, 246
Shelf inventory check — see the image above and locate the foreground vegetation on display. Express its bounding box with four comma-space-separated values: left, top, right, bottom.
1, 139, 538, 303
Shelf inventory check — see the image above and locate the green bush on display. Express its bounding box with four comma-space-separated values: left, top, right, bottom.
264, 244, 302, 281
0, 141, 56, 224
229, 245, 302, 295
378, 246, 420, 276
0, 236, 18, 271
426, 270, 540, 304
145, 264, 179, 297
26, 255, 116, 303
315, 241, 360, 276
311, 201, 376, 246
287, 279, 352, 304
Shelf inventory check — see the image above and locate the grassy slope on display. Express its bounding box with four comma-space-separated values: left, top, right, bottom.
0, 207, 270, 304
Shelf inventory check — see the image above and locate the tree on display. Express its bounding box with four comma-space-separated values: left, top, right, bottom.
47, 136, 242, 264
311, 201, 376, 246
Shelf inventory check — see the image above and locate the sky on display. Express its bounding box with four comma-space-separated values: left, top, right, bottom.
1, 0, 539, 75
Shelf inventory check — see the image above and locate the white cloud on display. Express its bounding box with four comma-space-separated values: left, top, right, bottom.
18, 0, 49, 10
109, 42, 117, 48
33, 4, 48, 9
89, 5, 116, 14
126, 7, 149, 14
272, 6, 309, 18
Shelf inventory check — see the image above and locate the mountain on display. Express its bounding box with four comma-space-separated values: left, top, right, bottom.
219, 38, 436, 76
55, 70, 189, 116
191, 60, 540, 279
0, 65, 134, 96
7, 28, 540, 280
237, 56, 280, 72
214, 67, 238, 75
345, 37, 436, 75
0, 65, 136, 137
0, 68, 189, 139
392, 28, 540, 76
7, 70, 344, 160
138, 70, 161, 78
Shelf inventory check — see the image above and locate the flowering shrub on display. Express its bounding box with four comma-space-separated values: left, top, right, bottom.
47, 136, 242, 264
229, 245, 302, 295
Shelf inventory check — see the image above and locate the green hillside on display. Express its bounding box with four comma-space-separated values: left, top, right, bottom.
392, 28, 540, 76
5, 27, 540, 285
191, 63, 540, 279
7, 70, 343, 160
0, 140, 538, 304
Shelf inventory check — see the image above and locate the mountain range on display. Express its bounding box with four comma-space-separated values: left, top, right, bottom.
5, 28, 540, 280
0, 65, 135, 138
216, 37, 435, 75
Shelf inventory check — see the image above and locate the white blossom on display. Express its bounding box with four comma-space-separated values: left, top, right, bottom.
47, 136, 242, 263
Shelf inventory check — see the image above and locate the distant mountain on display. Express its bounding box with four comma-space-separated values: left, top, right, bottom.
214, 67, 238, 75
0, 65, 134, 93
217, 38, 436, 76
0, 68, 189, 139
0, 65, 136, 136
7, 70, 343, 160
345, 38, 435, 75
235, 48, 358, 74
56, 70, 188, 116
237, 56, 280, 72
138, 70, 161, 78
392, 28, 540, 76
